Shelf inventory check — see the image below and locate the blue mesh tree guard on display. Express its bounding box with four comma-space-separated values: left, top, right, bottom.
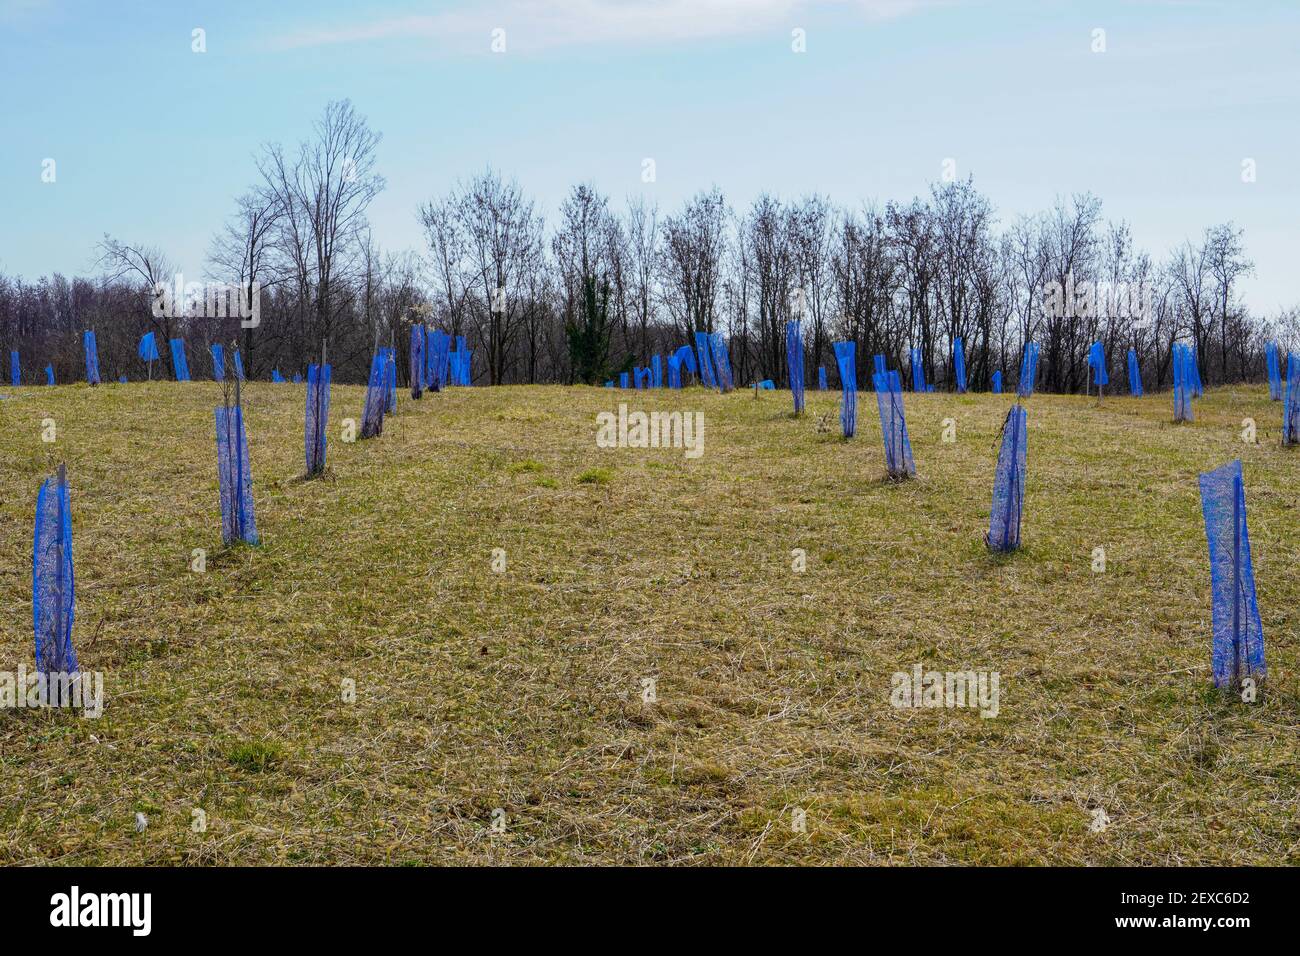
954, 338, 967, 393
379, 347, 397, 412
1127, 348, 1143, 396
635, 366, 654, 388
909, 347, 925, 392
1266, 341, 1281, 401
873, 353, 886, 378
786, 319, 805, 414
710, 333, 734, 392
757, 379, 775, 390
83, 330, 100, 385
991, 370, 1002, 394
873, 369, 916, 480
410, 326, 424, 399
818, 366, 828, 390
361, 353, 386, 439
9, 350, 18, 386
211, 343, 225, 381
1016, 342, 1039, 398
305, 362, 331, 476
673, 344, 697, 380
667, 356, 682, 389
138, 332, 159, 367
1283, 352, 1300, 445
447, 346, 470, 386
170, 338, 191, 381
651, 354, 663, 387
833, 340, 857, 438
448, 335, 472, 386
215, 403, 258, 545
33, 465, 78, 679
293, 372, 302, 384
986, 404, 1027, 552
45, 365, 54, 385
232, 349, 245, 381
619, 371, 630, 388
1173, 342, 1195, 422
1189, 346, 1203, 397
460, 338, 475, 382
1198, 459, 1265, 688
427, 329, 450, 391
1087, 341, 1108, 389
694, 331, 718, 388
272, 369, 285, 383
439, 330, 453, 388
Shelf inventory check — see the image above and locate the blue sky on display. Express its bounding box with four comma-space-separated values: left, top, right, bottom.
2, 0, 1297, 311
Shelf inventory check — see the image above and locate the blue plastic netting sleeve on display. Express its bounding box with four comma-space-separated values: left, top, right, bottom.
428, 329, 451, 391
83, 330, 100, 384
170, 339, 191, 381
910, 348, 924, 392
1088, 341, 1108, 387
991, 370, 1002, 394
1017, 342, 1039, 398
818, 366, 828, 390
10, 350, 19, 387
305, 363, 331, 474
695, 332, 717, 388
45, 365, 54, 385
138, 332, 159, 362
1284, 352, 1300, 444
378, 347, 396, 411
1198, 459, 1265, 687
873, 369, 916, 478
211, 343, 225, 381
232, 349, 245, 381
410, 326, 424, 398
954, 338, 967, 393
987, 404, 1027, 550
1127, 348, 1143, 396
652, 354, 663, 388
1266, 342, 1281, 401
361, 353, 386, 439
215, 405, 258, 545
833, 341, 857, 438
674, 344, 696, 377
1173, 343, 1195, 422
710, 333, 733, 391
786, 319, 805, 414
33, 470, 78, 675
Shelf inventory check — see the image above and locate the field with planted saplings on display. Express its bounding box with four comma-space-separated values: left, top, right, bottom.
0, 379, 1296, 865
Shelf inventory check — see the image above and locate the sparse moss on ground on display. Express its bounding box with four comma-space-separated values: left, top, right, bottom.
0, 380, 1295, 864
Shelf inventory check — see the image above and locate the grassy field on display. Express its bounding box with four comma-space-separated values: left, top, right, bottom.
0, 377, 1295, 865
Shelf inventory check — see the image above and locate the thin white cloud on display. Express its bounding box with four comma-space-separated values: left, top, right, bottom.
270, 0, 932, 53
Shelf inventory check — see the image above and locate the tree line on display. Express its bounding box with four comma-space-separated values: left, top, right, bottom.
3, 99, 1295, 391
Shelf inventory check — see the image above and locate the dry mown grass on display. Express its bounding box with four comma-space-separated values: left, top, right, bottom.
0, 378, 1296, 865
